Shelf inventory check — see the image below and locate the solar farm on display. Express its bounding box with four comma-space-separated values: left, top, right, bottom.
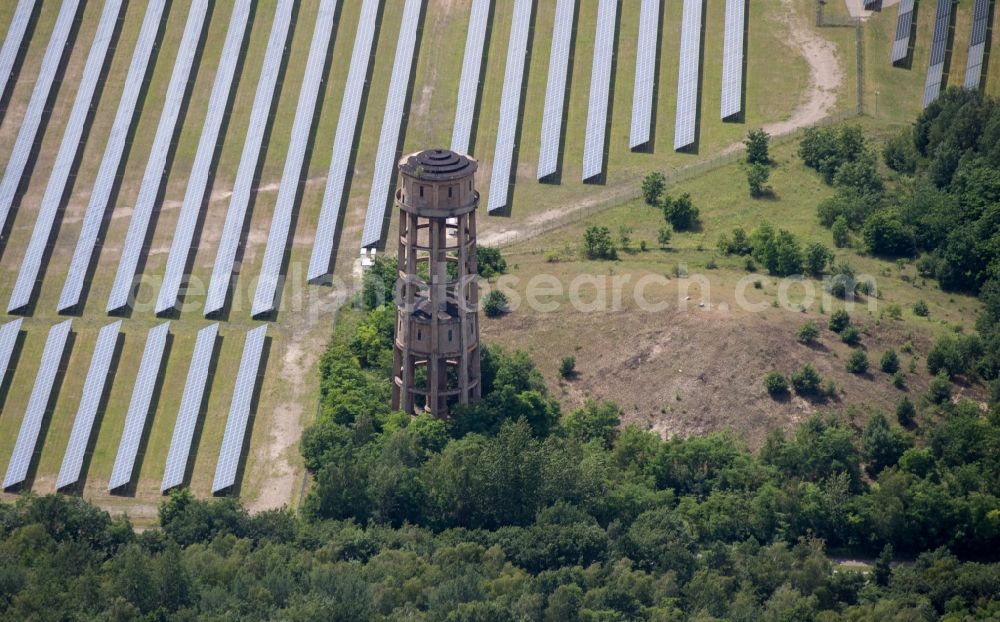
0, 0, 993, 517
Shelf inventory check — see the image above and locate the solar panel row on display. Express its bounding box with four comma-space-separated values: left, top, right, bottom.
922, 0, 954, 108
3, 319, 72, 491
674, 0, 703, 151
156, 0, 253, 315
891, 0, 916, 64
307, 0, 382, 283
108, 321, 170, 491
252, 0, 340, 317
204, 1, 295, 317
629, 0, 658, 150
8, 0, 125, 313
451, 0, 492, 156
212, 324, 267, 494
360, 0, 425, 247
0, 0, 37, 120
0, 0, 81, 244
486, 0, 534, 211
537, 0, 575, 179
582, 0, 617, 181
56, 320, 121, 490
0, 318, 24, 390
963, 0, 992, 89
58, 0, 168, 313
720, 0, 746, 120
162, 322, 218, 492
107, 0, 211, 313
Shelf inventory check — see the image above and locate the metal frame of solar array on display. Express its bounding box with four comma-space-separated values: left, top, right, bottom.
963, 0, 992, 89
0, 0, 37, 118
583, 0, 617, 181
107, 0, 211, 313
486, 0, 534, 211
0, 318, 24, 389
360, 0, 424, 247
629, 0, 658, 150
923, 0, 954, 108
3, 319, 72, 491
252, 0, 339, 317
537, 0, 575, 179
8, 0, 125, 313
674, 0, 703, 151
451, 0, 492, 156
212, 324, 267, 494
108, 321, 170, 491
156, 1, 253, 315
0, 0, 81, 241
56, 320, 121, 490
307, 0, 381, 283
58, 1, 168, 313
720, 0, 746, 120
204, 2, 295, 317
161, 322, 218, 492
891, 0, 916, 65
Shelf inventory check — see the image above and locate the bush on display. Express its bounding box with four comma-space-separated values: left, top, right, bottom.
892, 370, 906, 389
826, 262, 857, 299
792, 364, 823, 396
559, 356, 576, 379
747, 162, 771, 197
477, 247, 508, 278
805, 243, 833, 277
832, 216, 851, 248
765, 371, 789, 397
926, 333, 983, 379
657, 226, 673, 249
896, 397, 916, 426
913, 299, 929, 317
840, 325, 861, 346
663, 193, 700, 231
618, 226, 633, 250
796, 321, 821, 345
862, 210, 916, 257
484, 290, 509, 317
926, 371, 952, 404
883, 128, 918, 174
641, 171, 666, 206
829, 309, 851, 333
799, 124, 868, 183
880, 349, 900, 374
750, 223, 804, 276
583, 226, 617, 260
745, 128, 771, 165
846, 349, 869, 374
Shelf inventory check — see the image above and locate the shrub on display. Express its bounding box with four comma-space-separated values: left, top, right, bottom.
880, 349, 900, 374
862, 210, 916, 257
829, 309, 851, 333
826, 262, 857, 299
840, 325, 861, 346
641, 171, 666, 206
656, 226, 673, 249
913, 299, 929, 317
892, 370, 906, 389
720, 227, 752, 256
883, 128, 918, 174
477, 247, 508, 278
559, 356, 576, 379
805, 243, 834, 277
639, 240, 648, 252
792, 364, 823, 396
663, 193, 699, 231
926, 371, 952, 404
483, 290, 509, 317
764, 371, 789, 397
583, 226, 617, 260
856, 279, 876, 297
619, 226, 633, 250
846, 349, 869, 374
885, 304, 903, 320
796, 321, 821, 345
745, 128, 771, 165
747, 162, 771, 197
896, 397, 916, 426
750, 223, 804, 276
926, 333, 983, 379
832, 216, 851, 248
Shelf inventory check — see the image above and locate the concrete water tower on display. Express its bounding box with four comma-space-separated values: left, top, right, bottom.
391, 149, 481, 418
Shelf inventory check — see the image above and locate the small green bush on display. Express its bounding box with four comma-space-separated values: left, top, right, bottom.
896, 397, 916, 426
764, 371, 789, 397
829, 309, 851, 333
792, 364, 823, 396
840, 325, 861, 346
846, 349, 869, 374
483, 290, 509, 318
892, 370, 906, 390
559, 356, 576, 379
880, 349, 900, 374
796, 321, 821, 345
926, 371, 951, 404
913, 299, 929, 317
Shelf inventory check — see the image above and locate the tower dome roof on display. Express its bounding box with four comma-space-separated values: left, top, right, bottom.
399, 149, 478, 182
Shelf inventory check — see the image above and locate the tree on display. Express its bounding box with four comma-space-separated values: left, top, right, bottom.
792, 364, 823, 396
565, 400, 621, 447
797, 321, 821, 345
657, 226, 673, 249
477, 247, 507, 278
896, 397, 916, 426
747, 162, 771, 197
831, 216, 850, 248
880, 349, 900, 374
913, 299, 929, 317
583, 225, 617, 260
829, 309, 851, 333
840, 325, 861, 346
361, 254, 398, 309
642, 171, 666, 206
765, 371, 789, 397
663, 193, 700, 231
926, 371, 951, 404
862, 210, 916, 257
873, 544, 894, 586
483, 290, 509, 317
745, 128, 771, 165
846, 349, 869, 374
619, 225, 633, 250
862, 412, 911, 475
750, 223, 804, 276
805, 243, 833, 277
884, 129, 918, 174
559, 356, 576, 379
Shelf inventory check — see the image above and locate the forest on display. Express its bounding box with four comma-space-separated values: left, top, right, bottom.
1, 90, 999, 620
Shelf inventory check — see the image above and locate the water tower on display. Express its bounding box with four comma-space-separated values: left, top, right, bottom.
391, 149, 481, 418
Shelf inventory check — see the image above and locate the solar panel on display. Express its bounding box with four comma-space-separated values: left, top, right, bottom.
0, 0, 37, 120
3, 319, 72, 490
161, 322, 218, 492
451, 0, 492, 156
537, 0, 575, 179
204, 2, 295, 316
720, 0, 746, 120
155, 1, 252, 315
108, 321, 170, 491
583, 0, 617, 181
0, 0, 81, 243
963, 0, 992, 89
486, 0, 534, 211
212, 324, 267, 494
629, 0, 658, 150
0, 317, 24, 387
58, 0, 168, 313
8, 0, 125, 313
360, 0, 424, 247
307, 0, 381, 283
252, 0, 340, 317
674, 0, 703, 151
56, 320, 121, 490
922, 0, 954, 108
107, 0, 211, 313
891, 0, 916, 64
